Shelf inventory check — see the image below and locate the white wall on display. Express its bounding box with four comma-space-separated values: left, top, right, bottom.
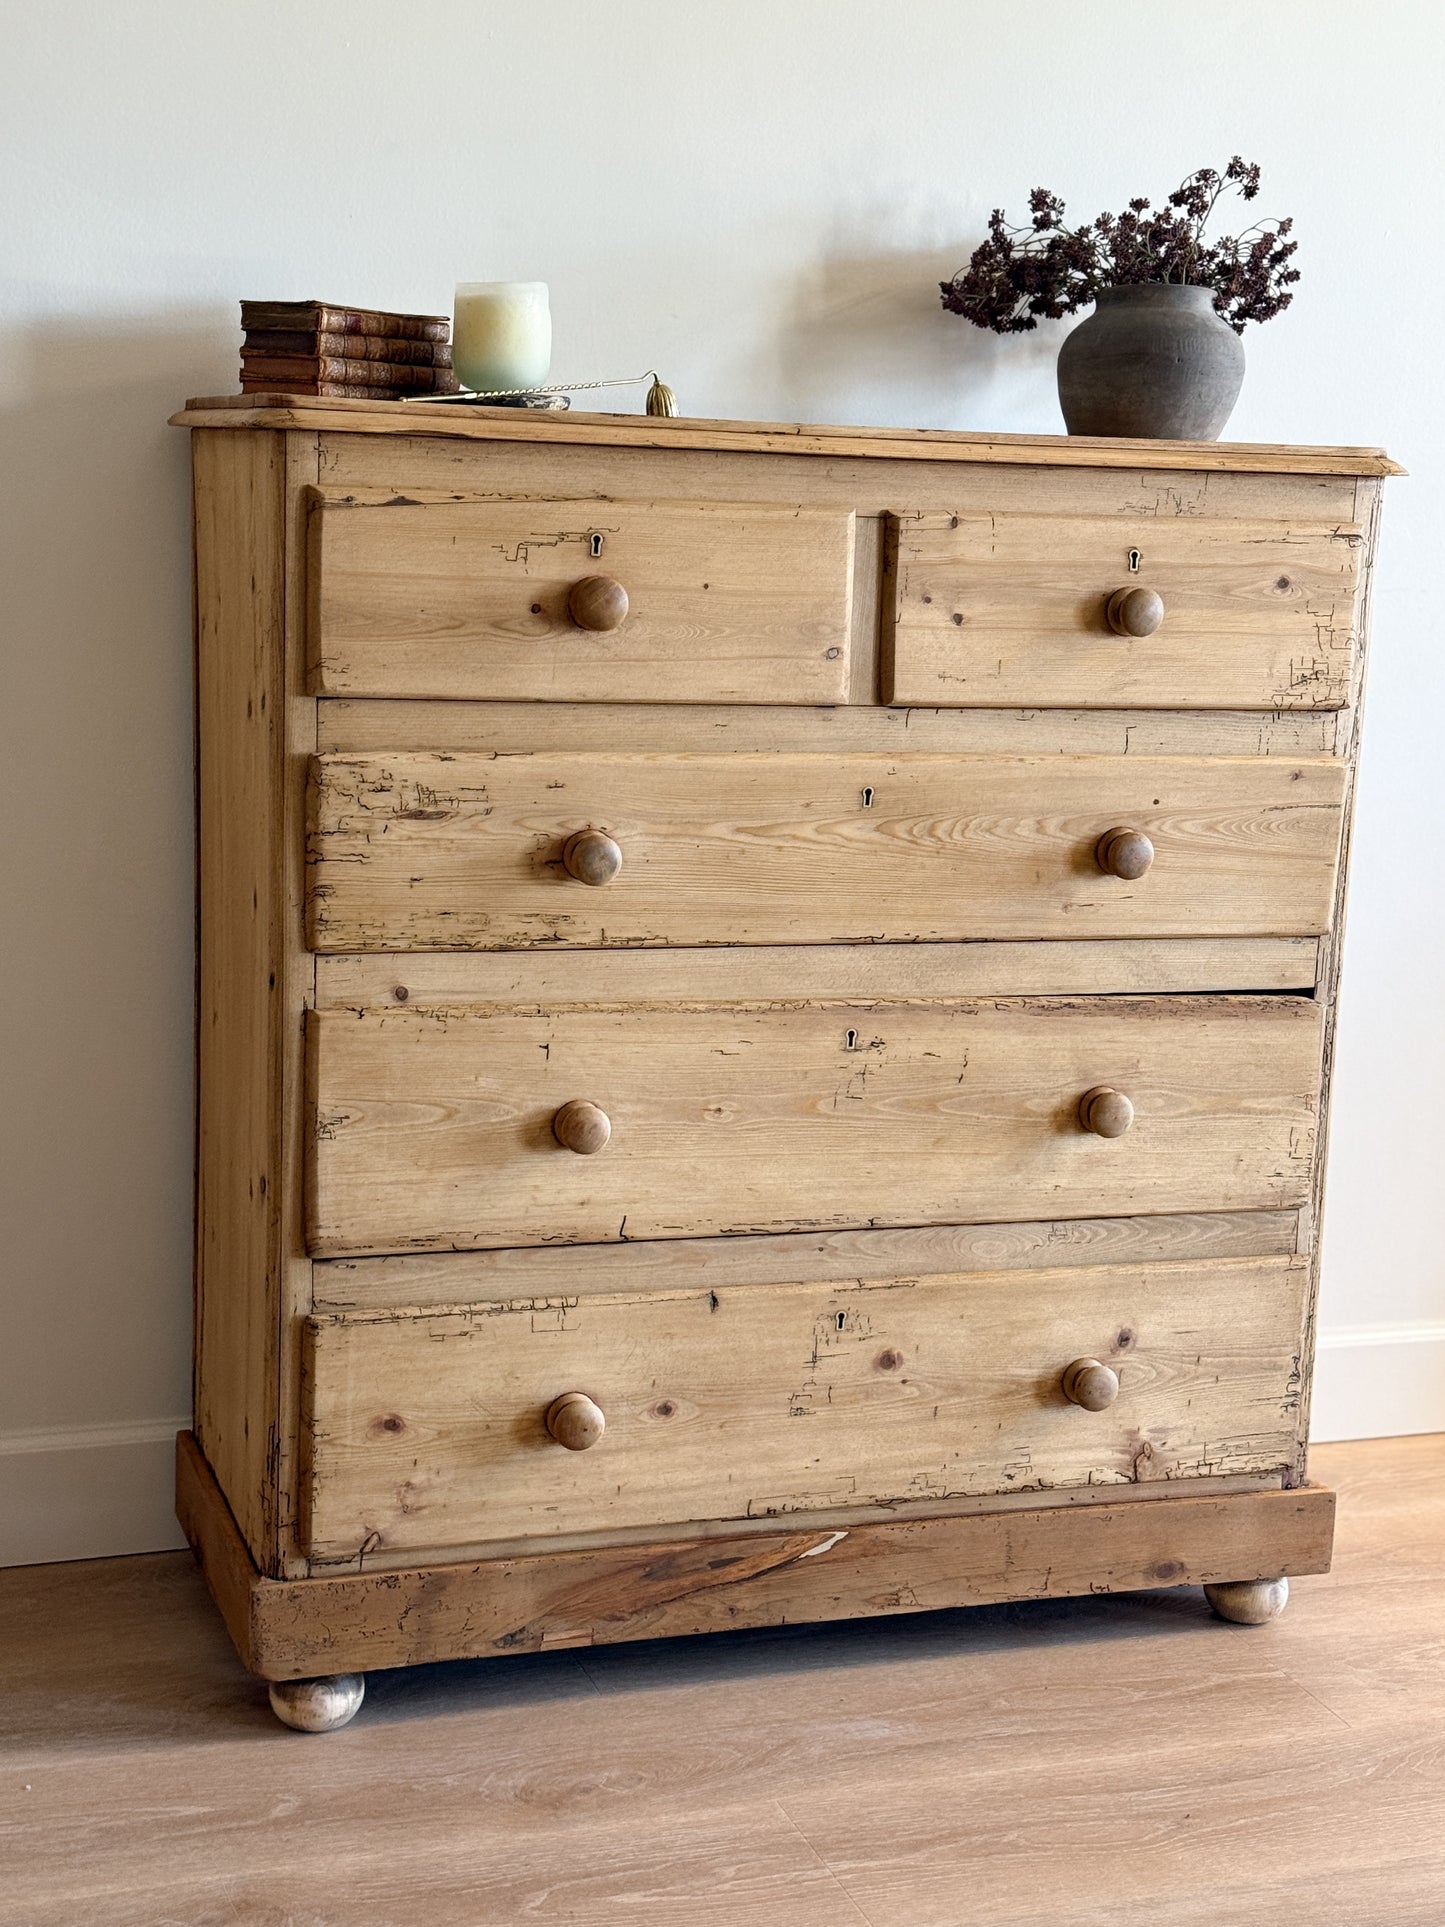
3, 0, 1440, 1564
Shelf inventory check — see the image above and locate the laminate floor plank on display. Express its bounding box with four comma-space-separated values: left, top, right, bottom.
779, 1722, 1445, 1925
0, 1437, 1440, 1925
3, 1785, 864, 1927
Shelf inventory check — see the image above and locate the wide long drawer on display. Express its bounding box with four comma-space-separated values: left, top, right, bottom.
306, 994, 1323, 1256
300, 1254, 1309, 1557
887, 509, 1364, 710
306, 750, 1346, 951
307, 490, 855, 704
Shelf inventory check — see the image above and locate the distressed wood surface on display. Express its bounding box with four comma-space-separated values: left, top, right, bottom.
173, 1429, 260, 1671
191, 430, 291, 1567
178, 411, 1389, 1717
175, 1426, 1335, 1679
173, 395, 1403, 476
307, 750, 1345, 952
846, 512, 883, 702
306, 994, 1324, 1256
1293, 477, 1385, 1452
317, 936, 1320, 1009
888, 510, 1363, 711
316, 429, 1369, 530
302, 1472, 1287, 1577
300, 1254, 1308, 1558
314, 1210, 1303, 1311
308, 489, 854, 704
273, 431, 324, 1577
318, 694, 1352, 759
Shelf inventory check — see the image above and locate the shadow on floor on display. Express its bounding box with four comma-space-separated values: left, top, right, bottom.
365, 1579, 1214, 1725
0, 1542, 1229, 1751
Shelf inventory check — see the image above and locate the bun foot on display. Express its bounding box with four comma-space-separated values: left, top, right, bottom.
267, 1672, 366, 1731
1204, 1577, 1289, 1626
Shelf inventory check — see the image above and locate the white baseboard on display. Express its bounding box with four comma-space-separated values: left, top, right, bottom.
0, 1416, 190, 1567
1310, 1324, 1445, 1443
0, 1332, 1438, 1569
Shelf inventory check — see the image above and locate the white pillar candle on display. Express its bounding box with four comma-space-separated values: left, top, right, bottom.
453, 281, 552, 392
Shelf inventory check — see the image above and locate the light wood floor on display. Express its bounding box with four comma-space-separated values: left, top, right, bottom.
1, 1436, 1442, 1926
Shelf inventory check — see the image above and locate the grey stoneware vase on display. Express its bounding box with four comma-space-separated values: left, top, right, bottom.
1056, 282, 1245, 440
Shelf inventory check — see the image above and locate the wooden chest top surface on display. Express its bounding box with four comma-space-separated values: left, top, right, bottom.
173, 392, 1401, 476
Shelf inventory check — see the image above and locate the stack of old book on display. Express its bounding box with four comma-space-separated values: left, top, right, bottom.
239, 300, 460, 399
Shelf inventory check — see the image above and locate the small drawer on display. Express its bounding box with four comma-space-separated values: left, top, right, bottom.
306, 993, 1323, 1257
307, 489, 855, 704
306, 748, 1345, 952
886, 509, 1364, 710
299, 1253, 1308, 1557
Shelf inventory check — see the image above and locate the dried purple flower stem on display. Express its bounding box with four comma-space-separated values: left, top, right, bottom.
940, 158, 1299, 335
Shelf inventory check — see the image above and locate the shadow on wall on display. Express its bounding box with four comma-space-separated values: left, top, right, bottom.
769, 242, 1069, 433
0, 311, 238, 1548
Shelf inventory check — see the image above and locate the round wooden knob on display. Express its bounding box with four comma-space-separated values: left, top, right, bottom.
1079, 1086, 1134, 1138
1096, 827, 1155, 880
1106, 586, 1165, 637
546, 1391, 606, 1451
567, 575, 629, 631
1061, 1358, 1120, 1411
562, 828, 622, 886
553, 1098, 611, 1155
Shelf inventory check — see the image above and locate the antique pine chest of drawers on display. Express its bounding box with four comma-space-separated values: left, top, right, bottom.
171, 393, 1397, 1730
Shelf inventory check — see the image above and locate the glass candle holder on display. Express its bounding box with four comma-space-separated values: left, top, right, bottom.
453, 281, 552, 393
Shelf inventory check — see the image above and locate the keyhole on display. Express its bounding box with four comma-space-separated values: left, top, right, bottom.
836, 1312, 847, 1330
1127, 548, 1142, 573
589, 533, 604, 558
861, 787, 874, 809
845, 1029, 858, 1051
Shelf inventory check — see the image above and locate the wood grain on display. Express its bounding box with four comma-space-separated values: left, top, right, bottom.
317, 937, 1321, 1008
888, 509, 1364, 710
302, 1473, 1289, 1577
308, 489, 854, 704
307, 750, 1346, 951
318, 432, 1370, 556
306, 994, 1324, 1256
314, 1210, 1304, 1311
191, 430, 290, 1567
173, 1428, 261, 1669
274, 429, 324, 1578
183, 1427, 1335, 1678
318, 693, 1353, 760
175, 404, 1392, 1743
171, 394, 1403, 476
299, 1255, 1308, 1557
1293, 475, 1386, 1455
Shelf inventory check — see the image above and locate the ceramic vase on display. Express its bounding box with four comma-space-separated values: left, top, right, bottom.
1056, 283, 1245, 440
